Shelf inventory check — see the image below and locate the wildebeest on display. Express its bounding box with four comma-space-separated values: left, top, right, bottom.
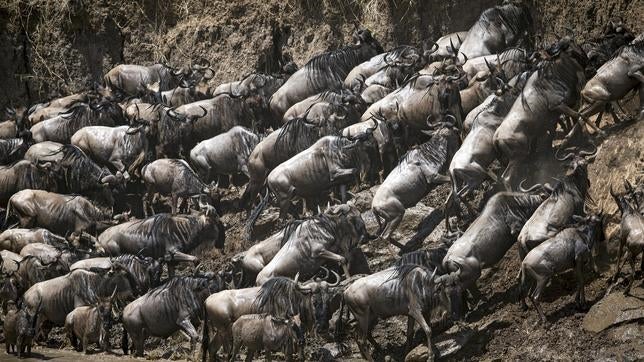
141, 158, 218, 215
361, 73, 464, 132
19, 242, 85, 271
27, 92, 88, 125
71, 125, 151, 177
156, 81, 214, 107
22, 267, 134, 339
372, 124, 460, 243
104, 62, 210, 96
517, 146, 596, 260
23, 141, 65, 163
519, 214, 604, 323
0, 160, 57, 206
493, 37, 588, 189
231, 229, 286, 287
189, 126, 260, 184
64, 287, 118, 353
0, 228, 67, 253
0, 131, 32, 165
122, 275, 221, 357
255, 204, 368, 284
270, 29, 383, 118
342, 116, 397, 179
3, 302, 39, 357
609, 184, 644, 295
70, 254, 163, 295
582, 20, 635, 76
176, 92, 264, 150
30, 101, 126, 143
442, 192, 545, 297
283, 89, 364, 129
230, 314, 304, 362
97, 209, 225, 270
202, 276, 315, 361
343, 265, 462, 361
4, 190, 113, 246
461, 48, 531, 82
446, 73, 528, 225
434, 31, 469, 59
241, 117, 341, 210
579, 34, 644, 125
457, 2, 533, 61
248, 134, 373, 232
41, 144, 125, 204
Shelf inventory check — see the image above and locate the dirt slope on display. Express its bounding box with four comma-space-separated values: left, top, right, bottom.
1, 0, 642, 106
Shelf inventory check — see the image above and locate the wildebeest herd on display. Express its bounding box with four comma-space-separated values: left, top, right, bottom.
0, 1, 643, 361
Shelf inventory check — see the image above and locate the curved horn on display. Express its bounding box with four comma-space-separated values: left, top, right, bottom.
327, 269, 341, 287
555, 147, 575, 161
519, 179, 543, 193
578, 143, 598, 158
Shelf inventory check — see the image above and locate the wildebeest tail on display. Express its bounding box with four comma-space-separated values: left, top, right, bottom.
201, 305, 209, 362
245, 188, 271, 239
3, 197, 13, 229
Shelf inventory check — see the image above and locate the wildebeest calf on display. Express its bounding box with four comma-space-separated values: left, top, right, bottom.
3, 302, 38, 357
230, 314, 304, 362
64, 288, 117, 353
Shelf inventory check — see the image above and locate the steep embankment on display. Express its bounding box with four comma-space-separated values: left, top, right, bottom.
0, 0, 642, 106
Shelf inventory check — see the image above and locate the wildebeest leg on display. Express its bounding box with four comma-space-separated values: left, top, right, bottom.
177, 318, 200, 360
171, 194, 179, 214
574, 259, 586, 309
405, 316, 415, 352
529, 276, 548, 325
610, 238, 626, 283
266, 350, 272, 362
624, 253, 637, 295
409, 308, 435, 362
82, 335, 88, 354
143, 191, 151, 217
318, 249, 350, 277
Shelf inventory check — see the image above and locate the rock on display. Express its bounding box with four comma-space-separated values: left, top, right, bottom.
405, 326, 475, 361
582, 286, 644, 333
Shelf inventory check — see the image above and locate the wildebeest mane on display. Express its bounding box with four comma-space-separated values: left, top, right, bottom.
395, 247, 447, 273
304, 45, 371, 89
147, 276, 207, 317
127, 214, 202, 253
282, 213, 338, 250
112, 254, 156, 293
253, 277, 305, 318
274, 117, 330, 157
399, 128, 451, 167
492, 193, 544, 228
327, 136, 367, 169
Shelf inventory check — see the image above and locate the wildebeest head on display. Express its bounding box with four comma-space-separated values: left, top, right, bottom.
435, 270, 464, 321
96, 287, 117, 351
296, 267, 341, 334
325, 204, 368, 248
352, 28, 384, 54
196, 199, 226, 249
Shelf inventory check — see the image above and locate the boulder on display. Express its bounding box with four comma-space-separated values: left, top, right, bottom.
582, 286, 644, 333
